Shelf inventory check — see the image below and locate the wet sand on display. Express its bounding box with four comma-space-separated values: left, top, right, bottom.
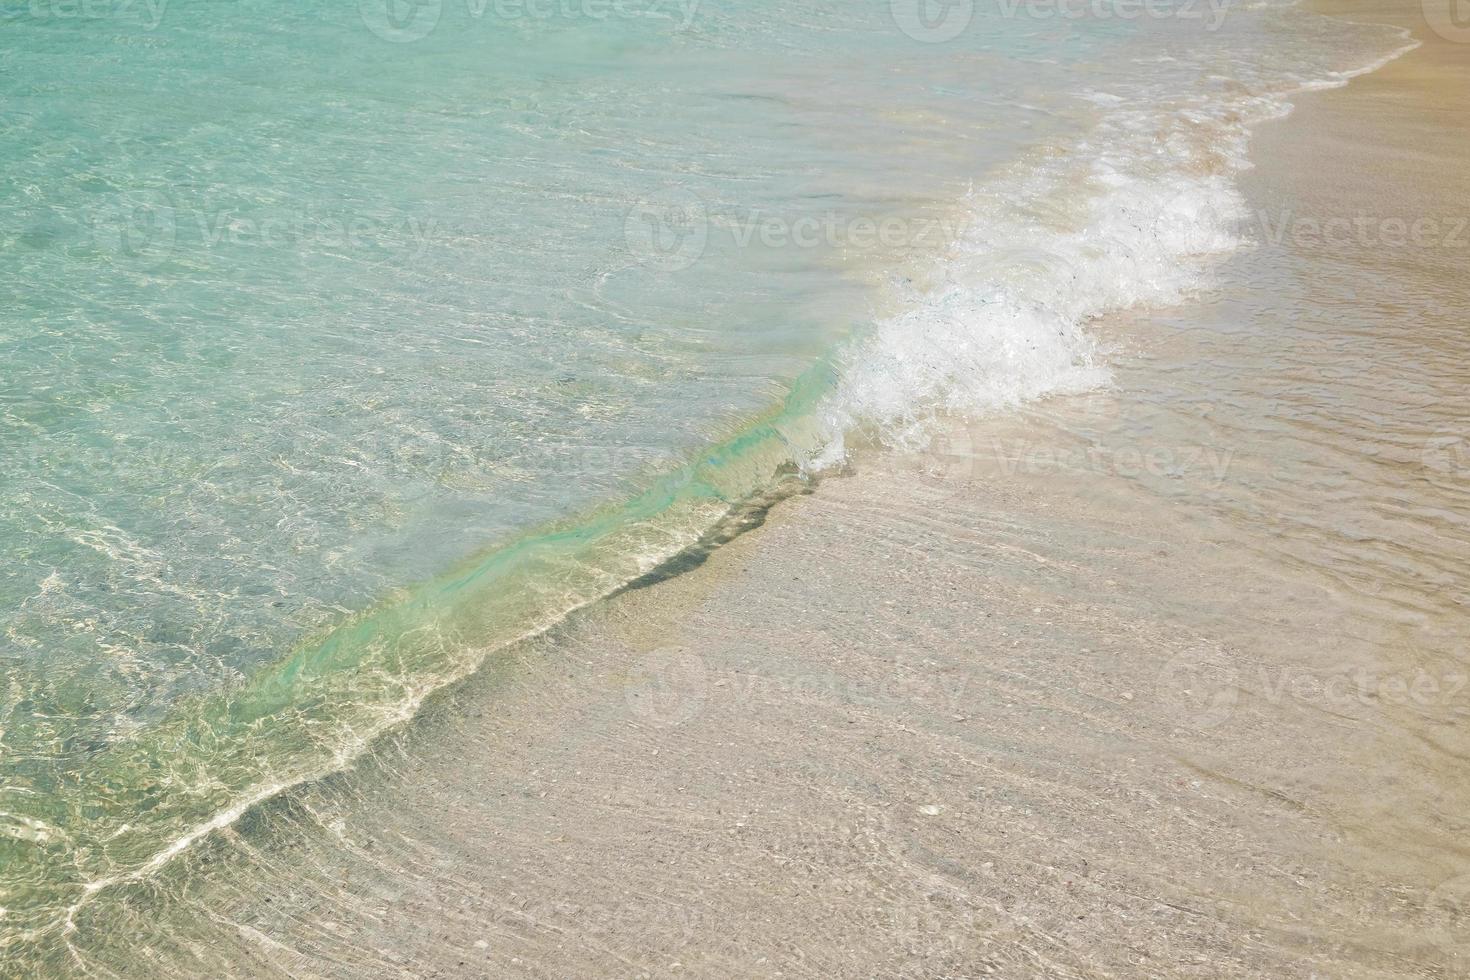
55, 3, 1470, 976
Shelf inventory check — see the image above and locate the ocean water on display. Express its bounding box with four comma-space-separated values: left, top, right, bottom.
0, 0, 1408, 962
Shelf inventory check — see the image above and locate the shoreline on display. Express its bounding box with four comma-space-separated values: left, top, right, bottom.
36, 2, 1470, 975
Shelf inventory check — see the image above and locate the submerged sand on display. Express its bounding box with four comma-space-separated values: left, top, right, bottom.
53, 3, 1470, 976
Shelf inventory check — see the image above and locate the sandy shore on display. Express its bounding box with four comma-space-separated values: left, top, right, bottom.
57, 3, 1470, 977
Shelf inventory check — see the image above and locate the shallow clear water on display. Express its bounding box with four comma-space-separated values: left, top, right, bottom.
0, 0, 1408, 957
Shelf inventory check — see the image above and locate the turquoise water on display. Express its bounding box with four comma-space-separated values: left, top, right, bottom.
0, 0, 1406, 959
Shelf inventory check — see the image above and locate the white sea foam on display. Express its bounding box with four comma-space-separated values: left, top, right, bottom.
811, 12, 1418, 470
0, 3, 1421, 961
